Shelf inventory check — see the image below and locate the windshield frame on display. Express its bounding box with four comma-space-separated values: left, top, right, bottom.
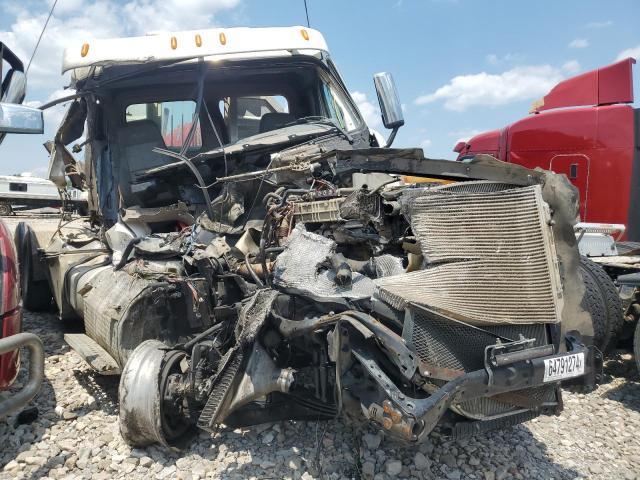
108, 56, 366, 153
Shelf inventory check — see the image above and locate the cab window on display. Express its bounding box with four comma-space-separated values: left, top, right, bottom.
125, 100, 202, 151
219, 95, 290, 142
321, 82, 358, 131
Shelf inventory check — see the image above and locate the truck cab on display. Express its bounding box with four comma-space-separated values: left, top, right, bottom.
455, 58, 639, 241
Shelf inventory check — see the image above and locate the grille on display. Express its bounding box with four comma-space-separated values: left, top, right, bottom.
457, 385, 556, 420
198, 348, 244, 431
376, 182, 563, 325
198, 289, 276, 430
408, 308, 548, 371
406, 307, 556, 419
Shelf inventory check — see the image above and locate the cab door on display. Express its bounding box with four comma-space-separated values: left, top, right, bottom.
550, 154, 590, 220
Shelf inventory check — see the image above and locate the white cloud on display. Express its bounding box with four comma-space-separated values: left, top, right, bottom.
419, 139, 432, 151
569, 38, 589, 49
616, 45, 640, 61
448, 129, 481, 143
27, 165, 49, 177
351, 91, 381, 128
485, 53, 523, 66
0, 0, 241, 91
46, 0, 87, 15
122, 0, 240, 37
586, 20, 613, 28
562, 60, 581, 74
486, 54, 498, 65
414, 65, 563, 111
1, 2, 125, 89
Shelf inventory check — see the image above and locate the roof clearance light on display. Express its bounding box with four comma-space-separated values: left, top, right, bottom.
81, 43, 90, 57
300, 29, 309, 41
171, 36, 178, 50
195, 34, 203, 47
219, 32, 227, 45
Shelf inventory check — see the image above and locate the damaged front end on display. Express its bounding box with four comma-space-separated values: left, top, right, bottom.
110, 148, 599, 449
40, 50, 600, 450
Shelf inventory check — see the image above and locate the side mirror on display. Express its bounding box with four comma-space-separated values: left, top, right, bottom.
1, 70, 27, 104
1, 42, 27, 104
373, 72, 404, 147
0, 103, 44, 145
0, 42, 41, 146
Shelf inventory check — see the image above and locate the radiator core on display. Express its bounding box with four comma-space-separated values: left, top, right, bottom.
375, 182, 563, 325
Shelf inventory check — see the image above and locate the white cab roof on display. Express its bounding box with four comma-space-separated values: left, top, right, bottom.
62, 26, 329, 74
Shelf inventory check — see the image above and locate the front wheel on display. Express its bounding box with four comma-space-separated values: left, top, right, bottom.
118, 340, 196, 450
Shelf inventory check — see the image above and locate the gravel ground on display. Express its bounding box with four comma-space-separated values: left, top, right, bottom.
1, 214, 640, 479
0, 308, 638, 480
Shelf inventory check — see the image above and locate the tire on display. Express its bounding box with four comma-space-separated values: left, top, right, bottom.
0, 203, 12, 216
14, 223, 53, 311
119, 340, 196, 450
634, 320, 640, 374
579, 256, 623, 352
616, 241, 640, 255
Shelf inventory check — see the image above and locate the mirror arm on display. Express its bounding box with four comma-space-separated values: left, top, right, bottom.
39, 92, 86, 110
0, 42, 24, 72
385, 126, 400, 148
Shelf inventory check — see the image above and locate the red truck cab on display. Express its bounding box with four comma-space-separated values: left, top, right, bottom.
455, 58, 639, 241
0, 220, 21, 390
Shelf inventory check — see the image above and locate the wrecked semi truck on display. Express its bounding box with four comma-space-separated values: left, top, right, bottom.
18, 27, 601, 449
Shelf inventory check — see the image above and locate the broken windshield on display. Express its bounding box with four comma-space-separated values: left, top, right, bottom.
117, 61, 363, 158
87, 58, 368, 216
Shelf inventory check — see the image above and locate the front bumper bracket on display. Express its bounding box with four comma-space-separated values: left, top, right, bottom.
353, 332, 599, 443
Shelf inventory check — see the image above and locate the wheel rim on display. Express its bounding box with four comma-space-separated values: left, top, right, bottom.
159, 349, 195, 445
119, 340, 195, 450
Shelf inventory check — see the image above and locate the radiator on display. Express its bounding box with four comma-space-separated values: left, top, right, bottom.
376, 182, 563, 325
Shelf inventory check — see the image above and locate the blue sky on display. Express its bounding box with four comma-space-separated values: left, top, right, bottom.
1, 0, 639, 176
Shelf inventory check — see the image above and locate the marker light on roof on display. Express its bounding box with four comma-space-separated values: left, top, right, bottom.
61, 27, 331, 74
195, 34, 202, 47
81, 43, 89, 57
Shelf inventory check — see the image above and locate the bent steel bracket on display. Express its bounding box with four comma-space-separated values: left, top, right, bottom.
349, 332, 596, 443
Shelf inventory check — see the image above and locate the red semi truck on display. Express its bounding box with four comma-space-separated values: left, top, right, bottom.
454, 57, 640, 365
455, 57, 638, 241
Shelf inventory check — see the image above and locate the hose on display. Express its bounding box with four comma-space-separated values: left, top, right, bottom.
114, 237, 142, 271
244, 253, 264, 288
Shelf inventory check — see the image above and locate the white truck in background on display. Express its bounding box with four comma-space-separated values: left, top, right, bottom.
0, 173, 87, 215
